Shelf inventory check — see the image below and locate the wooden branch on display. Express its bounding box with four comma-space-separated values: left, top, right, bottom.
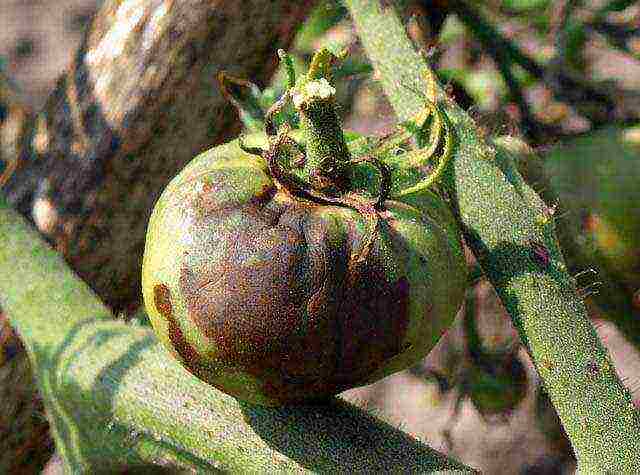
1, 0, 318, 311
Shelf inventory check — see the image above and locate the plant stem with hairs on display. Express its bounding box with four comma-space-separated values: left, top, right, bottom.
345, 0, 640, 470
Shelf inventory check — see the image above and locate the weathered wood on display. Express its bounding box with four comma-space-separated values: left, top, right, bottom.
1, 0, 317, 311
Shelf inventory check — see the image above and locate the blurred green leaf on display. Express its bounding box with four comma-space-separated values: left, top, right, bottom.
500, 0, 550, 12
563, 21, 588, 72
439, 68, 505, 108
294, 1, 348, 53
438, 15, 466, 44
546, 126, 640, 288
601, 0, 636, 13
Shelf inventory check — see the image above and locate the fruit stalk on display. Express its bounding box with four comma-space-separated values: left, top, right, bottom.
284, 49, 353, 192
345, 0, 640, 470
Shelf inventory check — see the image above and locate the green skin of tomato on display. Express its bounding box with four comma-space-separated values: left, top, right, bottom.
142, 133, 468, 406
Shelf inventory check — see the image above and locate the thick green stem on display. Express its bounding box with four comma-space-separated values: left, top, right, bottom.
0, 197, 474, 472
299, 99, 352, 191
345, 0, 640, 471
291, 49, 352, 192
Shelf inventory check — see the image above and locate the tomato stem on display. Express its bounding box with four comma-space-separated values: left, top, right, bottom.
273, 48, 352, 194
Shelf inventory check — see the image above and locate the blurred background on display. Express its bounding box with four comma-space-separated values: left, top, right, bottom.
2, 0, 640, 473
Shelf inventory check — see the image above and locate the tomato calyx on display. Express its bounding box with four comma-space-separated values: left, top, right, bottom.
239, 123, 391, 276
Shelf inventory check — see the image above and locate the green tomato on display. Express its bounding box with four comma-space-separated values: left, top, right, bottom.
142, 135, 467, 406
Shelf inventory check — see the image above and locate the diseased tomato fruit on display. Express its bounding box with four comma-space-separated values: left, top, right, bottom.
142, 133, 467, 406
143, 48, 467, 405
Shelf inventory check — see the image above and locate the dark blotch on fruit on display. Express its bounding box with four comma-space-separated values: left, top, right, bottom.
178, 204, 411, 403
153, 283, 203, 377
153, 284, 173, 318
336, 270, 410, 382
193, 175, 277, 217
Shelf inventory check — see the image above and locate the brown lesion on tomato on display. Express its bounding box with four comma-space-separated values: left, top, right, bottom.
177, 203, 412, 404
153, 283, 206, 379
249, 183, 278, 208
153, 283, 173, 318
333, 252, 411, 384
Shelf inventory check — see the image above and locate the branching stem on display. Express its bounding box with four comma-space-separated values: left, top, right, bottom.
345, 0, 640, 470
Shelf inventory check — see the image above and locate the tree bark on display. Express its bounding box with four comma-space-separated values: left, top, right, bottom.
1, 0, 317, 312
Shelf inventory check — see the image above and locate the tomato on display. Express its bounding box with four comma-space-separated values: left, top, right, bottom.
142, 133, 467, 405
